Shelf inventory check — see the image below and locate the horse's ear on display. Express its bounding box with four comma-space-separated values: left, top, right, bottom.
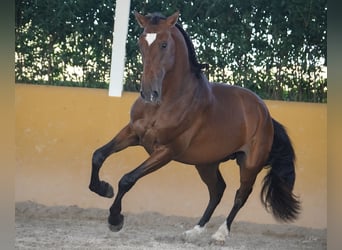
166, 11, 180, 27
135, 11, 147, 28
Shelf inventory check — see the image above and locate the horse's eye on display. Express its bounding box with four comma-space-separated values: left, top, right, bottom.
161, 42, 167, 49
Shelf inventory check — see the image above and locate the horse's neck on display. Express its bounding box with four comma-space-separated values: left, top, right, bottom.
162, 29, 211, 103
162, 69, 210, 104
164, 58, 210, 102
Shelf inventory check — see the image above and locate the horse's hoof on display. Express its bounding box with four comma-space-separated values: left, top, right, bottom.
182, 225, 206, 241
89, 181, 114, 198
101, 181, 114, 198
108, 214, 124, 232
210, 222, 229, 245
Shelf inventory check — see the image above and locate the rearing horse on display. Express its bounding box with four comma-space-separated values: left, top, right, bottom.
89, 11, 300, 243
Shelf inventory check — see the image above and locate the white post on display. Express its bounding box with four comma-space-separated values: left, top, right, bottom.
108, 0, 131, 97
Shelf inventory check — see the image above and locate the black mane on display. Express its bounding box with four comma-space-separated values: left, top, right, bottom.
145, 12, 208, 78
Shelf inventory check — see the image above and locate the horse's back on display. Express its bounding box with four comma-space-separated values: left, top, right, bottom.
209, 83, 271, 125
212, 83, 272, 125
211, 83, 266, 108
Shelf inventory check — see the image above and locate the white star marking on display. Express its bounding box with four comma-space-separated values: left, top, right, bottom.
145, 33, 157, 46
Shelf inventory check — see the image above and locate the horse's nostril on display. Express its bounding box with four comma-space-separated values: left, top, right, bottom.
140, 90, 159, 102
152, 90, 159, 99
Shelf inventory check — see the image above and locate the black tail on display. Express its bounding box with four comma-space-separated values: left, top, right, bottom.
261, 119, 301, 222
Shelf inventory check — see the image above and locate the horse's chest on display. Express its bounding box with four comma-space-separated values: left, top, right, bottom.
132, 118, 169, 151
130, 101, 193, 154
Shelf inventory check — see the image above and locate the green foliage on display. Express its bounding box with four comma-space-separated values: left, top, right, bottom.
15, 0, 327, 102
15, 0, 114, 85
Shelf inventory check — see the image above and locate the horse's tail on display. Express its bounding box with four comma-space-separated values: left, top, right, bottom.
261, 118, 301, 222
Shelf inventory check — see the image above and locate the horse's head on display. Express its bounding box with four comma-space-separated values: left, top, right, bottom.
135, 11, 180, 104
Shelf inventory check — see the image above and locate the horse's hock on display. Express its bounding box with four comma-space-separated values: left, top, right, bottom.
15, 84, 326, 229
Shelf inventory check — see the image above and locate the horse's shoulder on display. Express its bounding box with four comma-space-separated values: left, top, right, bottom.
130, 97, 159, 121
130, 97, 145, 121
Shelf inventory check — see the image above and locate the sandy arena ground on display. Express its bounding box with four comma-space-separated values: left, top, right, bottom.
15, 201, 326, 250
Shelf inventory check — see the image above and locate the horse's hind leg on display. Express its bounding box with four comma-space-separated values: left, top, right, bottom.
89, 124, 138, 198
211, 164, 259, 243
212, 151, 264, 243
183, 163, 226, 239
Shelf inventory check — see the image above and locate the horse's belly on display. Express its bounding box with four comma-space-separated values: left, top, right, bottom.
176, 148, 232, 165
175, 132, 244, 165
170, 110, 245, 164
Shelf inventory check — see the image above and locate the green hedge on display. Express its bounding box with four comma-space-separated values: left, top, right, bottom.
15, 0, 327, 102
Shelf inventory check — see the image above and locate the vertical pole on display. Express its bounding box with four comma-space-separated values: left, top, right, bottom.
108, 0, 131, 97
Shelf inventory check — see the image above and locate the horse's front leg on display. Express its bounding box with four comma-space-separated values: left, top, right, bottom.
107, 146, 173, 231
89, 124, 139, 198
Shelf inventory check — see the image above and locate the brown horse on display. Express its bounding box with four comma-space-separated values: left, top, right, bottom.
89, 11, 300, 243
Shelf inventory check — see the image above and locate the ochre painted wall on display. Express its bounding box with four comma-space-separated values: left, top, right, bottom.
15, 84, 326, 228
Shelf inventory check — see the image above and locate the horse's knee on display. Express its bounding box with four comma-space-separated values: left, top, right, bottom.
118, 173, 137, 193
92, 149, 105, 168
